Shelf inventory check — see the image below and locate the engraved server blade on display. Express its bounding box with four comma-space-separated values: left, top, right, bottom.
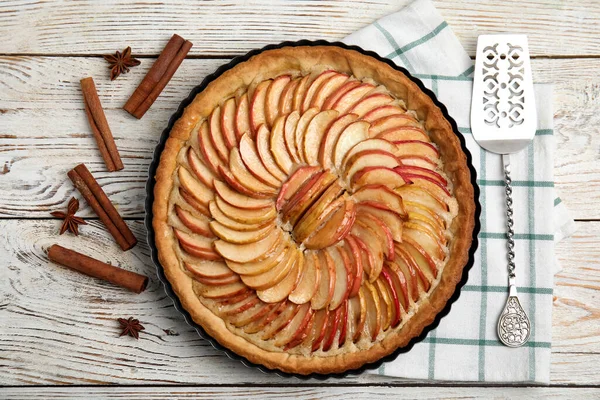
470, 34, 536, 348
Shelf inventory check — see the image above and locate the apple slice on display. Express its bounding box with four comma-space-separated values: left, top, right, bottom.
343, 236, 363, 298
184, 260, 233, 280
241, 301, 285, 332
279, 77, 301, 116
407, 213, 446, 245
350, 234, 374, 280
255, 124, 287, 181
395, 245, 426, 298
257, 249, 303, 303
220, 97, 238, 149
284, 111, 302, 163
399, 175, 451, 203
303, 109, 339, 165
188, 147, 217, 189
215, 196, 276, 225
215, 228, 282, 264
351, 167, 408, 191
304, 199, 356, 249
357, 213, 394, 260
293, 184, 344, 243
175, 205, 213, 237
396, 243, 431, 293
403, 223, 445, 260
333, 120, 369, 171
226, 238, 288, 276
210, 201, 269, 232
352, 184, 407, 217
352, 285, 368, 342
250, 79, 271, 136
369, 114, 421, 136
362, 104, 407, 123
289, 251, 320, 304
197, 121, 225, 176
380, 266, 401, 328
322, 80, 361, 110
395, 165, 447, 186
239, 245, 294, 291
351, 222, 384, 282
310, 73, 349, 110
374, 276, 392, 331
269, 115, 294, 174
235, 94, 251, 140
345, 296, 360, 343
179, 188, 210, 217
348, 93, 393, 117
307, 309, 330, 352
282, 171, 337, 226
344, 150, 401, 184
301, 70, 338, 112
357, 203, 403, 242
395, 185, 449, 216
363, 280, 381, 341
403, 236, 438, 279
193, 273, 240, 286
218, 289, 254, 306
376, 126, 429, 142
393, 140, 439, 163
319, 113, 359, 170
261, 302, 301, 341
178, 167, 213, 208
230, 302, 273, 328
218, 165, 271, 200
214, 180, 271, 210
274, 303, 312, 347
239, 133, 280, 187
210, 220, 273, 244
229, 147, 278, 196
175, 228, 215, 252
341, 138, 398, 171
406, 201, 446, 232
209, 106, 229, 163
292, 74, 312, 112
385, 261, 410, 313
322, 301, 343, 351
337, 299, 349, 347
265, 75, 291, 127
194, 280, 248, 300
294, 107, 319, 163
326, 246, 350, 311
311, 250, 336, 310
332, 83, 375, 114
284, 306, 315, 350
276, 165, 321, 211
220, 294, 260, 316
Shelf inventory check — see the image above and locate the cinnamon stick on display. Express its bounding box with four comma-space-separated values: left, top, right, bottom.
68, 163, 137, 251
124, 34, 193, 119
48, 244, 148, 293
80, 77, 124, 172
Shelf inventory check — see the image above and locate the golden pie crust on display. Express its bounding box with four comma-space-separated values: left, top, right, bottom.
153, 45, 475, 375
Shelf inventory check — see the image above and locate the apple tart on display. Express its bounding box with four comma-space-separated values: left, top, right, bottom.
153, 45, 475, 375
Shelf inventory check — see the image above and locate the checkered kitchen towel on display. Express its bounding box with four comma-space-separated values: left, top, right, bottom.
343, 0, 576, 383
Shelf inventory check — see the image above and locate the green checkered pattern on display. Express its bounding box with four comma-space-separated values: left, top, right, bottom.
344, 0, 575, 383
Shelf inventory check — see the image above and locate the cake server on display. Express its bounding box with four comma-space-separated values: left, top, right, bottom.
471, 34, 536, 348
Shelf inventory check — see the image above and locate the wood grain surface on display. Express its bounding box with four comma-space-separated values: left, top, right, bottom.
0, 0, 599, 397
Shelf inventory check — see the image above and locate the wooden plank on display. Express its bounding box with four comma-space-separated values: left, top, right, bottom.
1, 386, 599, 399
0, 219, 597, 385
0, 56, 598, 219
0, 1, 598, 57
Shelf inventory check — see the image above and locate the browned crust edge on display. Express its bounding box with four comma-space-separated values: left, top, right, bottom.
152, 45, 475, 375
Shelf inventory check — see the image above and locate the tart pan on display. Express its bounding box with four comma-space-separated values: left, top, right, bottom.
145, 39, 481, 379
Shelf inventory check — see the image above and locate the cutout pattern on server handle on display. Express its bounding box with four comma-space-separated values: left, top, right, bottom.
482, 43, 526, 129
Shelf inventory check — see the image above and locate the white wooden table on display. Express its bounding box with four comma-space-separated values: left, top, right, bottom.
1, 1, 599, 398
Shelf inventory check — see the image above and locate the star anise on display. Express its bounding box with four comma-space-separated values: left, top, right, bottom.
50, 197, 87, 235
118, 317, 145, 339
103, 46, 141, 81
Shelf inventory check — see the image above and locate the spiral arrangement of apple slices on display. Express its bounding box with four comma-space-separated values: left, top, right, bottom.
171, 69, 456, 353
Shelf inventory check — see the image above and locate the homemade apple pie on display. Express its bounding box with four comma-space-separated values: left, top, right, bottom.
153, 45, 475, 375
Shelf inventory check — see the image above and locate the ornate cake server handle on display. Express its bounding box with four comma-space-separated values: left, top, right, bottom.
497, 154, 531, 347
